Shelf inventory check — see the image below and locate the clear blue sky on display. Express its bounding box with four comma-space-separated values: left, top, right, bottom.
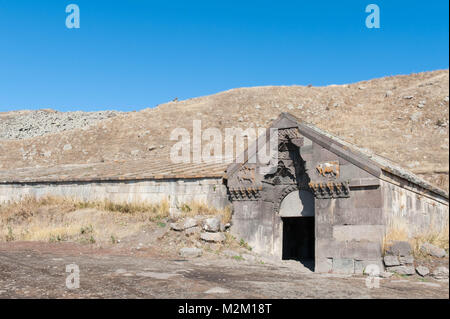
0, 0, 448, 112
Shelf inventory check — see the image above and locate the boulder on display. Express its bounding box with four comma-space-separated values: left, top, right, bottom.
420, 243, 446, 258
416, 266, 430, 277
184, 226, 202, 236
383, 255, 400, 266
387, 266, 415, 275
179, 247, 203, 258
385, 241, 412, 257
200, 232, 225, 243
203, 217, 221, 232
183, 218, 198, 230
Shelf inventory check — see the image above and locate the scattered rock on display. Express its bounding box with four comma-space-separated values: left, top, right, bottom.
387, 266, 415, 275
380, 271, 394, 278
183, 218, 198, 230
385, 241, 412, 257
383, 255, 400, 267
432, 267, 449, 279
179, 247, 203, 258
0, 110, 120, 140
403, 95, 414, 99
169, 222, 184, 231
204, 287, 230, 294
399, 255, 414, 265
420, 242, 446, 258
63, 144, 72, 151
203, 217, 221, 232
200, 232, 225, 243
416, 266, 430, 277
184, 226, 201, 236
385, 90, 393, 97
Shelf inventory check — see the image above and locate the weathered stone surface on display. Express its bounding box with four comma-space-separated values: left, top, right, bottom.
332, 258, 354, 274
203, 217, 221, 232
432, 266, 449, 279
200, 232, 225, 243
420, 243, 446, 258
179, 247, 202, 258
183, 218, 198, 230
387, 266, 415, 275
399, 255, 414, 265
170, 222, 184, 231
332, 225, 384, 242
384, 255, 400, 266
385, 241, 412, 256
416, 266, 430, 277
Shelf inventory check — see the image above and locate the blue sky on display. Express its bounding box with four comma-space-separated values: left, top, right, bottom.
0, 0, 448, 112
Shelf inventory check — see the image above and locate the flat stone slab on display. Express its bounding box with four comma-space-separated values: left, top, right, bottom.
421, 243, 447, 258
200, 232, 225, 243
179, 247, 203, 258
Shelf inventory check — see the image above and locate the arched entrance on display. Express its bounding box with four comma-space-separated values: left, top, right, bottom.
279, 190, 315, 269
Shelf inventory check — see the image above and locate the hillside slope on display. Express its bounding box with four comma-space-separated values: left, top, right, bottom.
0, 70, 448, 190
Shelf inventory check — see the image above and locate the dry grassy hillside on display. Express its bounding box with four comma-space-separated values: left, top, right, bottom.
0, 70, 448, 190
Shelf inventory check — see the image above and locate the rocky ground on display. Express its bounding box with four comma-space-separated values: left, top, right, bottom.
0, 109, 120, 140
0, 70, 448, 191
0, 241, 448, 299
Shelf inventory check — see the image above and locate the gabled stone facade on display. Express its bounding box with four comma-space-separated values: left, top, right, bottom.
226, 113, 449, 274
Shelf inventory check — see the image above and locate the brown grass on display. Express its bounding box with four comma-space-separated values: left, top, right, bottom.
383, 217, 449, 257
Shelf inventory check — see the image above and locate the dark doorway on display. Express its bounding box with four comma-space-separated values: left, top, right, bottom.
282, 217, 315, 270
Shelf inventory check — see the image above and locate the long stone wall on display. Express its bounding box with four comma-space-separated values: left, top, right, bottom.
380, 176, 449, 237
0, 178, 230, 210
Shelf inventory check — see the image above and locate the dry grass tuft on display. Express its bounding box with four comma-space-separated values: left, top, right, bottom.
176, 200, 232, 224
383, 217, 449, 257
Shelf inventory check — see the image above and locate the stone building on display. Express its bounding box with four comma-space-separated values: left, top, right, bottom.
225, 113, 448, 273
0, 112, 448, 274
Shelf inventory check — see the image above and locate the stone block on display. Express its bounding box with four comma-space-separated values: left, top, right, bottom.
332, 258, 354, 274
385, 241, 412, 257
200, 232, 225, 243
416, 266, 430, 277
399, 255, 414, 265
387, 265, 415, 275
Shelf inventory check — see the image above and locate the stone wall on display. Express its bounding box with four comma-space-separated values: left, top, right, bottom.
0, 178, 229, 210
380, 174, 449, 237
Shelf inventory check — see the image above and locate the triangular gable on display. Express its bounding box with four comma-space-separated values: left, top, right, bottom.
226, 112, 448, 200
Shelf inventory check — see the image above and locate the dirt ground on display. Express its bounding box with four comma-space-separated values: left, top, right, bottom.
0, 241, 448, 299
